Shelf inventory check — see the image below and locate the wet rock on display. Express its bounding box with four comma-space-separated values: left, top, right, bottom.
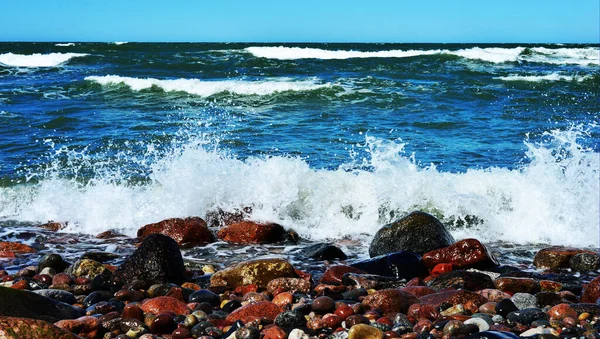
210, 258, 296, 288
267, 277, 311, 294
122, 304, 144, 321
369, 211, 455, 257
428, 270, 494, 291
0, 287, 85, 322
571, 303, 600, 316
0, 316, 80, 339
443, 320, 467, 336
205, 207, 251, 228
0, 242, 36, 255
172, 325, 193, 339
342, 273, 406, 290
217, 221, 286, 244
494, 277, 539, 294
422, 238, 498, 270
81, 251, 120, 263
312, 296, 336, 314
52, 273, 73, 286
66, 259, 111, 280
348, 324, 384, 339
510, 293, 536, 310
225, 301, 282, 323
34, 289, 77, 304
54, 315, 101, 338
351, 251, 426, 280
495, 299, 518, 318
274, 310, 307, 330
533, 247, 595, 271
39, 221, 67, 231
150, 313, 177, 334
539, 280, 562, 292
321, 265, 367, 285
407, 303, 439, 322
547, 303, 577, 321
137, 217, 214, 246
419, 290, 487, 308
272, 291, 293, 308
569, 252, 600, 272
519, 327, 559, 337
113, 234, 186, 286
242, 291, 269, 303
140, 296, 191, 315
235, 326, 260, 339
581, 275, 600, 303
299, 243, 347, 260
506, 308, 547, 326
114, 289, 145, 302
39, 254, 71, 273
262, 325, 287, 339
189, 289, 220, 306
82, 291, 112, 308
361, 289, 419, 314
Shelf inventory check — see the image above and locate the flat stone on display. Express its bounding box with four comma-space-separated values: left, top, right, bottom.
217, 221, 286, 244
428, 270, 494, 291
225, 301, 282, 323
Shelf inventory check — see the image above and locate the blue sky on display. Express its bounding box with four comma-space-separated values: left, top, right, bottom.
1, 0, 598, 43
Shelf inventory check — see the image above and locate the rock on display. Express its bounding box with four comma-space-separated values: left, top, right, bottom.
570, 252, 600, 272
38, 254, 71, 273
361, 289, 419, 314
188, 289, 220, 306
320, 265, 366, 285
547, 303, 577, 321
342, 273, 406, 290
39, 221, 67, 231
476, 289, 511, 302
225, 301, 282, 323
401, 286, 435, 298
299, 243, 347, 260
0, 242, 36, 255
137, 217, 214, 246
52, 273, 72, 286
510, 293, 536, 310
369, 211, 455, 257
506, 308, 547, 326
533, 247, 595, 271
539, 280, 562, 292
0, 287, 85, 323
150, 313, 176, 334
262, 325, 286, 339
571, 303, 600, 316
348, 324, 384, 339
210, 258, 296, 288
312, 296, 336, 314
54, 316, 100, 338
428, 270, 494, 291
495, 299, 518, 318
274, 310, 307, 330
464, 317, 490, 332
466, 331, 518, 339
140, 296, 191, 315
34, 289, 77, 304
519, 327, 559, 337
272, 292, 293, 308
267, 277, 311, 294
351, 251, 426, 280
581, 275, 600, 303
0, 316, 80, 339
81, 252, 119, 263
407, 304, 439, 322
493, 277, 539, 294
288, 328, 310, 339
440, 304, 465, 316
419, 290, 487, 308
422, 239, 498, 270
443, 320, 467, 336
66, 259, 111, 280
113, 234, 186, 286
205, 207, 251, 228
534, 292, 565, 307
217, 221, 286, 244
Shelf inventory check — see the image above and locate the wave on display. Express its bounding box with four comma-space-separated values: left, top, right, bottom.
113, 42, 128, 45
496, 72, 594, 82
245, 46, 600, 65
0, 52, 89, 67
0, 125, 597, 248
55, 43, 76, 47
85, 75, 333, 97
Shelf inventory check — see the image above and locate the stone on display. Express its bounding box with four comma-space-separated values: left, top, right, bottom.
150, 313, 176, 334
114, 289, 146, 302
348, 324, 384, 339
369, 211, 454, 257
320, 265, 367, 285
361, 289, 419, 314
39, 221, 67, 231
466, 331, 518, 339
342, 273, 406, 290
0, 242, 36, 255
140, 296, 191, 315
0, 287, 85, 323
312, 296, 336, 314
464, 317, 490, 332
581, 275, 600, 303
533, 247, 595, 271
428, 270, 494, 291
34, 289, 77, 304
225, 301, 282, 323
442, 320, 467, 336
52, 273, 72, 286
510, 293, 536, 310
210, 258, 296, 288
506, 308, 547, 326
66, 259, 111, 280
547, 303, 577, 321
274, 310, 307, 330
494, 277, 539, 294
419, 290, 487, 308
262, 325, 287, 339
188, 289, 220, 306
288, 328, 310, 339
0, 316, 80, 339
476, 289, 511, 302
519, 327, 559, 337
54, 316, 100, 338
569, 252, 600, 272
299, 243, 347, 260
534, 292, 565, 308
272, 292, 293, 308
401, 286, 435, 298
113, 234, 186, 286
267, 277, 311, 294
217, 221, 286, 244
137, 217, 214, 246
494, 299, 518, 318
422, 239, 498, 270
571, 303, 600, 316
407, 304, 439, 322
351, 251, 426, 280
38, 254, 71, 273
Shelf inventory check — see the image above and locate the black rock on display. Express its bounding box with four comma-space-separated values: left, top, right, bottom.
351, 251, 426, 279
429, 270, 494, 291
467, 331, 519, 339
341, 273, 406, 289
341, 288, 368, 301
417, 333, 437, 339
495, 299, 519, 318
83, 290, 113, 307
369, 211, 455, 257
192, 321, 217, 337
0, 286, 85, 322
274, 310, 307, 330
392, 312, 413, 334
38, 253, 70, 273
506, 308, 547, 326
113, 233, 186, 286
569, 253, 600, 272
222, 320, 244, 339
82, 251, 120, 263
300, 243, 347, 260
222, 300, 242, 313
33, 289, 77, 304
535, 292, 566, 308
188, 289, 220, 306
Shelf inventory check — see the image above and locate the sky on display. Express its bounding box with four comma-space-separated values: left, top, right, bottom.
1, 0, 598, 43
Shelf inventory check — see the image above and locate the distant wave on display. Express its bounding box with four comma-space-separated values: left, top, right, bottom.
55, 43, 76, 47
0, 52, 88, 67
246, 46, 600, 65
113, 42, 128, 45
85, 75, 332, 97
496, 72, 594, 82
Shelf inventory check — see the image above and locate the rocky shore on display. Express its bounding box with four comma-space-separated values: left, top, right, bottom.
0, 211, 599, 339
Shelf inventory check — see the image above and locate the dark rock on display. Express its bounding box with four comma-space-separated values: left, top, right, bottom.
222, 300, 242, 313
533, 247, 595, 271
235, 326, 260, 339
345, 314, 370, 327
300, 243, 347, 260
342, 288, 369, 301
351, 251, 426, 280
420, 290, 487, 308
342, 273, 406, 290
0, 286, 85, 323
581, 275, 600, 303
495, 299, 519, 318
274, 310, 307, 330
311, 296, 336, 314
113, 234, 186, 286
320, 265, 366, 285
506, 308, 547, 326
38, 253, 70, 273
0, 316, 79, 339
189, 289, 221, 306
422, 238, 498, 270
570, 252, 600, 272
571, 303, 600, 316
466, 331, 519, 339
137, 217, 214, 246
361, 289, 419, 314
428, 270, 494, 291
82, 251, 120, 263
217, 221, 286, 244
369, 211, 455, 257
535, 292, 567, 308
151, 313, 177, 334
66, 259, 111, 279
34, 289, 77, 304
494, 277, 540, 294
82, 290, 112, 307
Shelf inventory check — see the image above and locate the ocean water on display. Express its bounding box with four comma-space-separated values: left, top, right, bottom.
0, 42, 598, 252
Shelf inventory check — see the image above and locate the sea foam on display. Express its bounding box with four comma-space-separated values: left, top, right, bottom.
496, 72, 594, 82
0, 125, 597, 248
0, 52, 88, 67
85, 75, 332, 97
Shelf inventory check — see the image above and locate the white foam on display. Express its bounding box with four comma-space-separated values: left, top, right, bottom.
113, 42, 128, 45
496, 72, 593, 82
85, 75, 332, 97
245, 46, 442, 60
55, 43, 76, 47
0, 52, 88, 67
0, 126, 597, 248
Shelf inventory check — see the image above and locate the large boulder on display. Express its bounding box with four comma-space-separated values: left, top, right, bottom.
217, 221, 286, 244
137, 217, 214, 246
351, 251, 426, 280
210, 258, 296, 288
0, 287, 85, 323
422, 238, 498, 270
369, 211, 455, 257
0, 317, 80, 339
113, 234, 186, 286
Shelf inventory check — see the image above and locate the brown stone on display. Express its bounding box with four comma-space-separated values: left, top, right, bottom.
272, 291, 293, 308
137, 217, 214, 246
267, 277, 311, 294
114, 289, 146, 302
422, 238, 498, 270
547, 303, 577, 321
401, 286, 435, 298
581, 275, 600, 303
540, 280, 563, 292
407, 303, 439, 322
320, 265, 366, 285
262, 325, 286, 339
361, 289, 419, 314
217, 221, 286, 244
0, 316, 80, 339
348, 323, 384, 339
140, 296, 191, 315
533, 246, 595, 271
428, 270, 494, 291
0, 242, 36, 255
494, 277, 540, 294
225, 301, 282, 323
52, 273, 73, 286
210, 258, 296, 288
419, 289, 487, 308
54, 316, 100, 339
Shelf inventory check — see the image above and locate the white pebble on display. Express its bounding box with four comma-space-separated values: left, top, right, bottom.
464, 317, 490, 332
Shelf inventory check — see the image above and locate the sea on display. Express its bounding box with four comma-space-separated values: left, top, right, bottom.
0, 42, 598, 269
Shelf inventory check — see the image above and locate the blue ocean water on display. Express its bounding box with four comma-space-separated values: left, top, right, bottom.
0, 43, 598, 248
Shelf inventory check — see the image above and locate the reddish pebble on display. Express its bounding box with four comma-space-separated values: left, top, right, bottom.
335, 304, 354, 319
320, 265, 366, 285
122, 304, 144, 321
431, 263, 453, 275
385, 330, 401, 339
32, 274, 52, 286
401, 286, 435, 298
322, 314, 343, 329
400, 333, 417, 339
262, 325, 286, 339
10, 279, 29, 290
272, 291, 293, 308
345, 314, 370, 327
74, 277, 91, 285
377, 317, 393, 327
547, 303, 577, 321
407, 303, 439, 322
151, 313, 177, 334
172, 325, 193, 339
141, 296, 191, 315
52, 273, 72, 286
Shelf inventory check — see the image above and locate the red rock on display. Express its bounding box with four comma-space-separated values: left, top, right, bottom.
217, 221, 286, 244
401, 286, 435, 298
262, 325, 286, 339
172, 325, 193, 339
166, 286, 185, 302
235, 284, 259, 295
413, 319, 433, 334
225, 301, 282, 323
182, 282, 201, 291
272, 291, 293, 308
322, 315, 344, 329
137, 217, 214, 246
361, 289, 419, 314
10, 280, 29, 290
0, 242, 36, 254
547, 303, 577, 321
114, 289, 146, 302
478, 302, 497, 314
334, 305, 354, 319
419, 290, 487, 308
314, 284, 346, 294
320, 265, 366, 285
494, 277, 540, 294
54, 316, 100, 339
0, 251, 15, 258
422, 238, 498, 270
122, 304, 144, 321
431, 263, 453, 276
581, 275, 600, 303
407, 303, 440, 322
0, 316, 80, 339
476, 289, 512, 302
533, 246, 595, 271
540, 280, 563, 292
95, 230, 125, 239
52, 273, 73, 286
140, 296, 191, 315
267, 277, 311, 294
